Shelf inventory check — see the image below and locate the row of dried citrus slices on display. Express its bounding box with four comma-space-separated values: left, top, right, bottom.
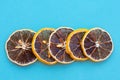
6, 27, 113, 66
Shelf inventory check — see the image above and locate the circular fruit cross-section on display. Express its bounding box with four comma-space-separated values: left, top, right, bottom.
6, 29, 37, 66
66, 29, 88, 61
82, 28, 113, 62
32, 28, 57, 65
49, 27, 74, 64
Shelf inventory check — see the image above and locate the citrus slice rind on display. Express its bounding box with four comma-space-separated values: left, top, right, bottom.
66, 28, 88, 61
6, 29, 37, 66
32, 28, 57, 65
82, 27, 113, 62
49, 27, 74, 64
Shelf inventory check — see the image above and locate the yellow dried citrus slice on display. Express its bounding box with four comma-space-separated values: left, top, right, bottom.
6, 29, 37, 66
82, 28, 113, 62
49, 27, 74, 64
66, 29, 88, 61
32, 28, 57, 65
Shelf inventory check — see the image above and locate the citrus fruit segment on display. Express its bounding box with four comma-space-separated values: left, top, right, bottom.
66, 29, 88, 61
6, 29, 37, 66
32, 28, 57, 65
49, 27, 74, 64
82, 28, 113, 62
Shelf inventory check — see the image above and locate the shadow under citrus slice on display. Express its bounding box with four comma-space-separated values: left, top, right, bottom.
32, 28, 57, 65
82, 28, 113, 62
6, 29, 37, 66
66, 29, 88, 61
49, 27, 74, 64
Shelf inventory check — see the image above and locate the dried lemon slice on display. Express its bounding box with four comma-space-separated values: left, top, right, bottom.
48, 27, 74, 64
6, 29, 37, 66
82, 28, 113, 62
32, 28, 57, 65
66, 29, 88, 61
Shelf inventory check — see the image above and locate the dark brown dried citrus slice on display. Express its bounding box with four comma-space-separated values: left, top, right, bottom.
6, 29, 37, 66
32, 28, 57, 65
49, 27, 74, 64
82, 28, 113, 62
66, 29, 88, 61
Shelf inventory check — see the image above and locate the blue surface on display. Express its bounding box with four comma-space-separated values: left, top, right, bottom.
0, 0, 120, 80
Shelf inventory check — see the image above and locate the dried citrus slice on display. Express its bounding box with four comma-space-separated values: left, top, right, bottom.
32, 28, 57, 65
49, 27, 74, 64
66, 29, 88, 61
82, 28, 113, 62
6, 29, 37, 66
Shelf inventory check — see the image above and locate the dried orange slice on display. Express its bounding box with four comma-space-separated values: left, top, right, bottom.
49, 27, 74, 64
66, 29, 88, 61
32, 28, 57, 65
6, 29, 37, 66
82, 28, 113, 62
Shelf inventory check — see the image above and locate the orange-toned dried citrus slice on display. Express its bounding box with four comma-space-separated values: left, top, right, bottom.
32, 28, 57, 65
6, 29, 37, 66
82, 28, 113, 62
66, 29, 88, 61
49, 27, 74, 64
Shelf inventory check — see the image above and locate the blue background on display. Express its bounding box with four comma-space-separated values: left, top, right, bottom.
0, 0, 120, 80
